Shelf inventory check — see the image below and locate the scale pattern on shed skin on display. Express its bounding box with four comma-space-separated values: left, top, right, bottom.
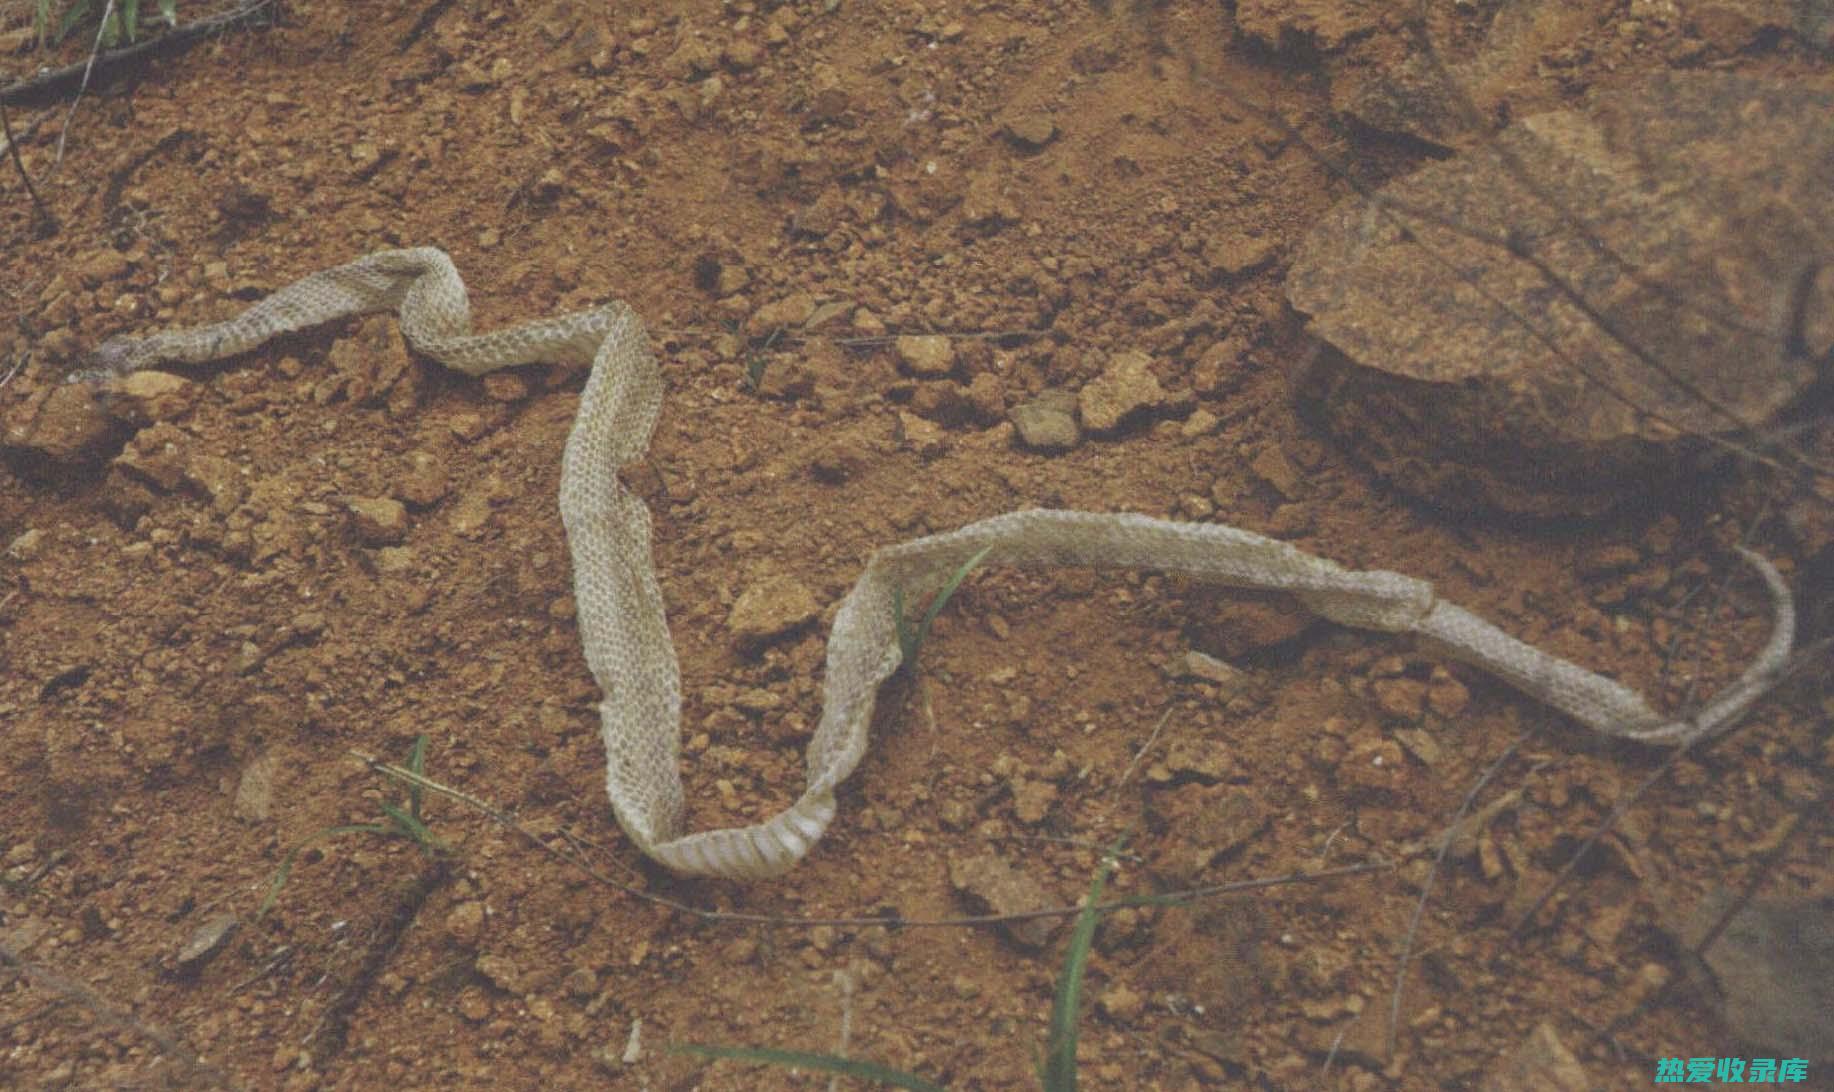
83, 248, 1798, 880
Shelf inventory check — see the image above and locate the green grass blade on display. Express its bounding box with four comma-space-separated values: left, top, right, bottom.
897, 544, 994, 669
256, 823, 389, 920
1040, 841, 1122, 1092
892, 584, 910, 659
377, 801, 447, 854
255, 736, 450, 919
673, 1043, 946, 1092
157, 0, 177, 27
406, 734, 429, 821
56, 0, 94, 42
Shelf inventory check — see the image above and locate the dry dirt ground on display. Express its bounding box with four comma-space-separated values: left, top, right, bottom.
1, 1, 1830, 1089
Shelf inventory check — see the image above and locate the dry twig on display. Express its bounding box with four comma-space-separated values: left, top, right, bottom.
0, 0, 280, 109
0, 941, 242, 1089
349, 750, 1390, 930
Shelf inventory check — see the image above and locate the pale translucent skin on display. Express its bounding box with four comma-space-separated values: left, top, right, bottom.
87, 249, 1797, 880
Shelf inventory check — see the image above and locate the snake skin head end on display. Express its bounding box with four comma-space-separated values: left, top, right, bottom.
65, 337, 147, 384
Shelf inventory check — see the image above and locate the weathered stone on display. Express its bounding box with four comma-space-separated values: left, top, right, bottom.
1234, 0, 1384, 51
444, 901, 486, 948
1426, 667, 1470, 718
964, 372, 1006, 421
1331, 51, 1468, 149
1329, 0, 1589, 150
792, 186, 848, 238
1098, 983, 1144, 1023
1677, 889, 1834, 1062
397, 450, 449, 508
1690, 0, 1800, 53
1148, 784, 1266, 869
748, 291, 817, 335
1078, 350, 1166, 435
663, 37, 717, 79
895, 410, 947, 457
234, 751, 278, 822
456, 987, 492, 1023
1338, 730, 1408, 793
325, 315, 412, 406
1202, 232, 1276, 278
113, 422, 189, 490
1169, 650, 1249, 695
1008, 778, 1057, 825
807, 439, 867, 483
1248, 443, 1303, 500
894, 334, 955, 377
728, 572, 820, 646
1290, 74, 1833, 515
174, 913, 240, 976
1003, 113, 1056, 149
101, 371, 198, 425
185, 454, 246, 513
1371, 677, 1427, 722
1479, 1022, 1590, 1092
74, 248, 131, 287
6, 528, 44, 561
475, 952, 523, 993
3, 383, 118, 461
948, 853, 1058, 949
1010, 390, 1081, 452
346, 496, 409, 545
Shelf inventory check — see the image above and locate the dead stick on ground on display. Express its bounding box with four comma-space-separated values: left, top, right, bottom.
0, 102, 53, 234
304, 858, 450, 1065
1115, 707, 1176, 793
0, 0, 280, 110
1504, 637, 1827, 948
351, 750, 1390, 930
1587, 785, 1829, 1051
48, 0, 118, 172
0, 943, 243, 1090
1386, 729, 1532, 1058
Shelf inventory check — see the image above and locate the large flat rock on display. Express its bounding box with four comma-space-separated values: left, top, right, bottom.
1289, 72, 1833, 515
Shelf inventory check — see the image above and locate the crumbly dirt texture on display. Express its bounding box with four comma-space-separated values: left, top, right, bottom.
1, 2, 1830, 1089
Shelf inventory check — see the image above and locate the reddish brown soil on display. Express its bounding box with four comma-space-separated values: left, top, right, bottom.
1, 2, 1829, 1089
